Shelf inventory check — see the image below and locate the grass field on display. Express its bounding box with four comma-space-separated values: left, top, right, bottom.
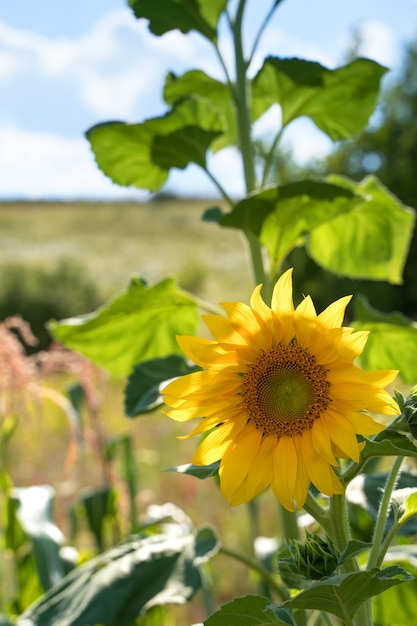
0, 199, 277, 624
0, 199, 251, 303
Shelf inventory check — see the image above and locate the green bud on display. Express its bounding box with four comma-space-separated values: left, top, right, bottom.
277, 532, 339, 589
404, 384, 417, 439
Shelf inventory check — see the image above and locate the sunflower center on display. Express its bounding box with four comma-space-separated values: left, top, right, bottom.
241, 342, 331, 438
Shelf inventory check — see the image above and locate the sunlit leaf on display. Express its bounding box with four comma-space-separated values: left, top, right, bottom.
165, 461, 220, 480
86, 99, 223, 192
278, 567, 411, 621
50, 278, 199, 378
164, 70, 236, 150
19, 529, 217, 626
353, 296, 417, 383
129, 0, 227, 41
307, 176, 415, 284
125, 355, 199, 416
252, 57, 387, 139
398, 490, 417, 526
204, 595, 287, 625
12, 486, 66, 591
219, 181, 355, 266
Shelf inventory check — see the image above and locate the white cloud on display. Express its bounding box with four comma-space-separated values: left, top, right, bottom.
0, 127, 149, 200
339, 20, 399, 69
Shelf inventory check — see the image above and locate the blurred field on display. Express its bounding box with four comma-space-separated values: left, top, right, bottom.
0, 199, 251, 303
0, 199, 277, 623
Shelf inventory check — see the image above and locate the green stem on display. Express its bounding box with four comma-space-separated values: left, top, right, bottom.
278, 502, 300, 541
303, 492, 333, 537
261, 127, 284, 187
231, 0, 267, 287
247, 0, 283, 66
203, 166, 235, 206
367, 456, 404, 569
219, 545, 290, 600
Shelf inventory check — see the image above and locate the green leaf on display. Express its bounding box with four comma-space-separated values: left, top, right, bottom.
252, 57, 387, 139
279, 567, 411, 621
165, 461, 220, 479
398, 490, 417, 526
12, 486, 66, 591
204, 595, 286, 625
219, 181, 356, 265
129, 0, 227, 42
50, 277, 199, 378
307, 176, 415, 284
77, 487, 118, 552
360, 430, 417, 462
194, 526, 220, 565
373, 556, 417, 625
86, 99, 223, 192
152, 126, 221, 169
164, 70, 236, 150
19, 530, 214, 626
125, 355, 200, 416
352, 296, 417, 383
339, 540, 373, 565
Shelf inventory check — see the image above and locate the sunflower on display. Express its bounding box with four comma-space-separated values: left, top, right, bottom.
163, 269, 399, 511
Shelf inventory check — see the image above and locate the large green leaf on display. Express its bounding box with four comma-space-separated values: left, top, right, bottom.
307, 176, 415, 284
125, 355, 199, 416
218, 180, 356, 265
204, 595, 291, 625
86, 99, 223, 192
50, 278, 199, 378
360, 430, 417, 462
278, 567, 411, 621
373, 555, 417, 625
252, 57, 387, 139
19, 528, 219, 626
164, 70, 236, 151
129, 0, 227, 42
353, 296, 417, 383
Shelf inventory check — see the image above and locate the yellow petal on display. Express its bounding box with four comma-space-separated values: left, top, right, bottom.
243, 434, 276, 502
219, 423, 263, 500
311, 418, 338, 465
295, 295, 317, 320
327, 365, 399, 389
338, 329, 369, 360
300, 429, 344, 497
322, 409, 361, 462
271, 436, 297, 511
202, 314, 247, 345
271, 268, 294, 318
318, 295, 352, 328
341, 408, 386, 435
192, 418, 246, 465
292, 437, 311, 509
177, 335, 239, 368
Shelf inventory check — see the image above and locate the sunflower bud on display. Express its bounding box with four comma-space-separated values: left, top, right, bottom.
277, 532, 339, 588
404, 384, 417, 439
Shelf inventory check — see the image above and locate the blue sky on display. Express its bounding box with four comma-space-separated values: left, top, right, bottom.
1, 0, 416, 200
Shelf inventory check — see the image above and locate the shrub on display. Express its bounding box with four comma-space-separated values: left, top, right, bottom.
0, 258, 103, 352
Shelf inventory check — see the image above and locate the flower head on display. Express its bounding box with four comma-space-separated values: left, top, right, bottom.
163, 269, 399, 511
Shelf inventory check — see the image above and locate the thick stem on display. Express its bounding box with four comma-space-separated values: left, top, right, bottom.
232, 0, 267, 287
278, 502, 300, 541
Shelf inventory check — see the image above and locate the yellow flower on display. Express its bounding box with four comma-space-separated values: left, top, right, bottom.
163, 269, 399, 511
